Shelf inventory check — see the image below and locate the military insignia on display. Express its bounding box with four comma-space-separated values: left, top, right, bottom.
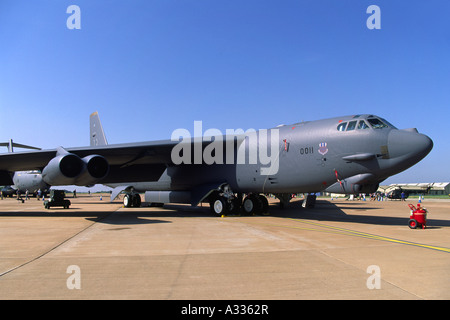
318, 142, 328, 155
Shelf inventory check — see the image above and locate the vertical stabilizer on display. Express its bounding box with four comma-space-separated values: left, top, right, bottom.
90, 111, 108, 146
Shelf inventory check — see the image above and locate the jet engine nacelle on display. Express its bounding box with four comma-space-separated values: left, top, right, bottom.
76, 154, 110, 186
42, 149, 109, 186
42, 153, 84, 185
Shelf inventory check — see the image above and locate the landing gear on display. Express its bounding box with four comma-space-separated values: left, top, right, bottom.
274, 193, 317, 209
274, 193, 291, 209
209, 189, 241, 216
242, 194, 268, 215
210, 195, 227, 216
123, 193, 141, 208
208, 185, 269, 216
302, 194, 317, 208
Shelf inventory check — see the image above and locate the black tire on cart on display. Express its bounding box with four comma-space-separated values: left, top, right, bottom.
408, 219, 418, 229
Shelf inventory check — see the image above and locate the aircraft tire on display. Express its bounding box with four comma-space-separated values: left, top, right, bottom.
123, 194, 132, 208
228, 197, 241, 214
210, 196, 228, 216
243, 194, 262, 215
258, 195, 269, 213
132, 194, 141, 207
124, 193, 141, 208
242, 197, 253, 215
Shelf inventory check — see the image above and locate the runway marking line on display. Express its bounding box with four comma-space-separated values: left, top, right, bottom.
237, 217, 450, 254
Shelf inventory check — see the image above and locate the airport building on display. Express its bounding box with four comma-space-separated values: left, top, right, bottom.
379, 183, 450, 196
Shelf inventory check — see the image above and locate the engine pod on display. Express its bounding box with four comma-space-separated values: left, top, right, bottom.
74, 155, 110, 186
42, 153, 84, 185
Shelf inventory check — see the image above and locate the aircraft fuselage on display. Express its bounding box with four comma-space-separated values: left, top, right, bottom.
109, 114, 433, 198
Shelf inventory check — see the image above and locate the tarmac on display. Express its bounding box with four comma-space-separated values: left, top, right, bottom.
0, 194, 449, 300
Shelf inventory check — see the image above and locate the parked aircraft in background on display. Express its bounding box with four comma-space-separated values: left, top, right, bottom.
0, 139, 40, 153
10, 170, 50, 195
0, 112, 433, 215
0, 140, 49, 196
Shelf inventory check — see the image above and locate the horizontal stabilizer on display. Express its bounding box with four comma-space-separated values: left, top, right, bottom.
0, 139, 41, 153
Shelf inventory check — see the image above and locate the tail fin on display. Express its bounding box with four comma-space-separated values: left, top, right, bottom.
90, 111, 108, 146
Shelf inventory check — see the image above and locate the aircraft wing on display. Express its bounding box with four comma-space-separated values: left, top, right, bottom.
0, 135, 243, 186
0, 139, 179, 185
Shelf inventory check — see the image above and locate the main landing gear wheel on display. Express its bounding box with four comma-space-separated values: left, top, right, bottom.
242, 194, 268, 215
123, 193, 141, 208
209, 195, 242, 216
210, 196, 228, 216
207, 186, 269, 217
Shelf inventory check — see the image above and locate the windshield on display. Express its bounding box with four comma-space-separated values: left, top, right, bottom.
379, 117, 397, 129
337, 116, 395, 132
367, 118, 389, 129
358, 120, 369, 129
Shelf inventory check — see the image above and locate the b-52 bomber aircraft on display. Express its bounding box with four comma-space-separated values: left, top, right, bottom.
0, 113, 432, 216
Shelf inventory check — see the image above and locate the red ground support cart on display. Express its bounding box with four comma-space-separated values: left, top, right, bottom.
408, 203, 427, 229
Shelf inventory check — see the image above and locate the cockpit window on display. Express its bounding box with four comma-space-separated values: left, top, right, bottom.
338, 117, 394, 132
346, 121, 357, 131
380, 117, 397, 129
337, 123, 347, 131
367, 118, 388, 129
357, 120, 369, 129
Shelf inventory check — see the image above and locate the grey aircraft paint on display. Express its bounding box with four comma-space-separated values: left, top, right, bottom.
11, 171, 49, 194
0, 112, 433, 215
90, 112, 432, 213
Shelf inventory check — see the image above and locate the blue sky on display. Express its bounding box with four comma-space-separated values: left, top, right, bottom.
0, 0, 449, 185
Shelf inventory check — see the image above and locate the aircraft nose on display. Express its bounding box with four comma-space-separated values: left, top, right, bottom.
387, 129, 433, 160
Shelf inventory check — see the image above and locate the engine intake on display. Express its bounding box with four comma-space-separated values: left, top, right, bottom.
42, 153, 84, 185
42, 148, 109, 186
84, 155, 109, 178
76, 155, 109, 186
59, 154, 84, 178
